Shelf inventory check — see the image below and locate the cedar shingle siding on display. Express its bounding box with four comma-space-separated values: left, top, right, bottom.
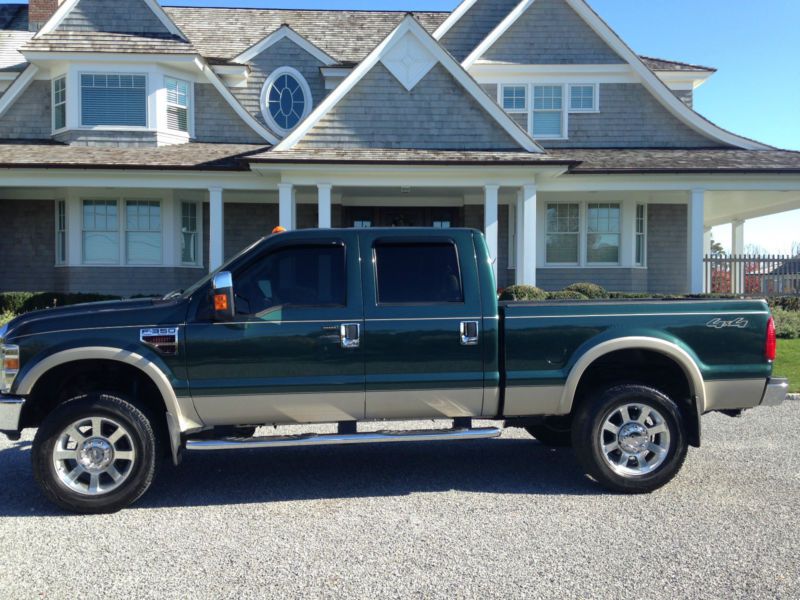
194, 84, 265, 145
647, 204, 689, 294
57, 0, 174, 37
296, 63, 522, 150
0, 81, 51, 140
440, 0, 520, 62
483, 0, 625, 64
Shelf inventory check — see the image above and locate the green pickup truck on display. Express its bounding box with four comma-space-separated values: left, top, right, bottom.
0, 228, 789, 513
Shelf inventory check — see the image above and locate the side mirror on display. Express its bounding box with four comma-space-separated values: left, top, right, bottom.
212, 271, 235, 321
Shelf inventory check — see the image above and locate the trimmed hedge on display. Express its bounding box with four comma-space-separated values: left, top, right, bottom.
546, 290, 589, 300
499, 285, 547, 301
0, 292, 120, 316
773, 308, 800, 339
769, 296, 800, 312
564, 282, 608, 299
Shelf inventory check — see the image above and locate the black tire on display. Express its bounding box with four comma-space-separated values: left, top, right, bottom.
32, 393, 161, 514
525, 416, 572, 447
571, 384, 688, 494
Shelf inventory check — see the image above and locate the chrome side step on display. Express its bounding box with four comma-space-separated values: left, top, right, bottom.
185, 427, 501, 452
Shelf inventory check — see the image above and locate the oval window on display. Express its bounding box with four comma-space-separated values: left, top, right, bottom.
261, 67, 312, 134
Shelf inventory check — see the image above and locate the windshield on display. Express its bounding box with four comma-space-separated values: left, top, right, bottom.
169, 235, 270, 300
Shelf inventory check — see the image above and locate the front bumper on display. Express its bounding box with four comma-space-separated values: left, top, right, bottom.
761, 378, 789, 407
0, 395, 25, 432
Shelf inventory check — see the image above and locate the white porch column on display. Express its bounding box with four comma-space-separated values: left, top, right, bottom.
278, 183, 294, 230
484, 185, 499, 282
522, 182, 537, 286
731, 219, 745, 255
688, 189, 705, 294
209, 186, 224, 272
318, 183, 332, 229
515, 189, 525, 285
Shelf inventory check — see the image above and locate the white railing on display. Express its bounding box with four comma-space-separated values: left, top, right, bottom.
703, 254, 800, 296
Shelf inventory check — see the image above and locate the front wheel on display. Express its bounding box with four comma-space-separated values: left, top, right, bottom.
32, 393, 161, 514
572, 384, 688, 494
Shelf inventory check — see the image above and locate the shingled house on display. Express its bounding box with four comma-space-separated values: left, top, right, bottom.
0, 0, 799, 295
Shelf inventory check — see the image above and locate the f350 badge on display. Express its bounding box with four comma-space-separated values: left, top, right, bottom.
706, 317, 749, 329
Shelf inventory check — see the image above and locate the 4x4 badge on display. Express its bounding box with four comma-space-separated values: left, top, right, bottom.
706, 318, 749, 329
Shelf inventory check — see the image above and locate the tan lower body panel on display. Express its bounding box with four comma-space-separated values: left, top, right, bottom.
192, 392, 365, 426
704, 379, 766, 411
366, 388, 483, 420
503, 385, 565, 417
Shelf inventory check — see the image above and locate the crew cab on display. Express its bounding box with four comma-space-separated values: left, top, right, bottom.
0, 228, 789, 513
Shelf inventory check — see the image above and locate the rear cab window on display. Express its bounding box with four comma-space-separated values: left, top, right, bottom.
374, 242, 464, 305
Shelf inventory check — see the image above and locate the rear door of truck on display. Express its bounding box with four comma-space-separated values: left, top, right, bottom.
358, 230, 486, 419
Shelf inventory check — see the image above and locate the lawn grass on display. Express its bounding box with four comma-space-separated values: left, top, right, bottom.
774, 338, 800, 392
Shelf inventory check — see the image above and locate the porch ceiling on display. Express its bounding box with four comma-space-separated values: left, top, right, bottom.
705, 190, 800, 227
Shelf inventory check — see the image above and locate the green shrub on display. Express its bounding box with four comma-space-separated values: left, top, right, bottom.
0, 292, 120, 316
546, 290, 589, 300
499, 285, 547, 301
773, 308, 800, 339
769, 296, 800, 312
564, 282, 608, 299
0, 311, 15, 326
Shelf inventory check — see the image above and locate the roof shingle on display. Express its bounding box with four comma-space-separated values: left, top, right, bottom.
22, 31, 195, 54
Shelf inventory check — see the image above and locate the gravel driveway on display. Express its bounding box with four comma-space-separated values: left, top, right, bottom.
0, 403, 798, 599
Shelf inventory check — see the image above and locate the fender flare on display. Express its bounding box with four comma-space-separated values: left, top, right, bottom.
16, 347, 205, 462
559, 336, 707, 417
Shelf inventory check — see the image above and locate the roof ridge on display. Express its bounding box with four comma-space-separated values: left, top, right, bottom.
162, 6, 449, 15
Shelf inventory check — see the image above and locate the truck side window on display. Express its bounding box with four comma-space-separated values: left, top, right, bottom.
374, 242, 464, 304
234, 244, 346, 315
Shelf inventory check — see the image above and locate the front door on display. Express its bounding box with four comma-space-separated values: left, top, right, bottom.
185, 233, 365, 426
358, 231, 486, 420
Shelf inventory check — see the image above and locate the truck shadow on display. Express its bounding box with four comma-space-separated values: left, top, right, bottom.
0, 439, 601, 516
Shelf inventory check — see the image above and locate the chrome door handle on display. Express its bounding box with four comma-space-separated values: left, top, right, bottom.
340, 323, 361, 349
460, 321, 479, 346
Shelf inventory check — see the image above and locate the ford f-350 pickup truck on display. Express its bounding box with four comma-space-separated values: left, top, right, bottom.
0, 228, 789, 513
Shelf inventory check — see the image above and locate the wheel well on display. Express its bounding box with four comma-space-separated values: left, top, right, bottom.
22, 359, 168, 438
572, 349, 701, 447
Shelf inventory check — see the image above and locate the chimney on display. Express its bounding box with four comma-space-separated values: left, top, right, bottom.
29, 0, 65, 32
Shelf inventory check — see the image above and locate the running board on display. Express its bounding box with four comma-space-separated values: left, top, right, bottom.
185, 427, 501, 452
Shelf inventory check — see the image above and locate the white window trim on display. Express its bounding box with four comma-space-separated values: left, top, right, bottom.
568, 83, 600, 113
79, 72, 150, 130
52, 75, 67, 134
260, 66, 313, 136
500, 83, 527, 113
125, 199, 164, 266
543, 201, 628, 268
635, 203, 648, 267
531, 83, 568, 140
54, 199, 67, 266
81, 199, 122, 266
164, 75, 194, 137
177, 200, 203, 267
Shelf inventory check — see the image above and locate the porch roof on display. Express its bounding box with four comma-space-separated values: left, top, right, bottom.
247, 148, 574, 166
549, 148, 800, 174
0, 141, 269, 170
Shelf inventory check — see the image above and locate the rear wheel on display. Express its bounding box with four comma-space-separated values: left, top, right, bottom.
525, 416, 572, 447
572, 384, 688, 493
32, 393, 161, 514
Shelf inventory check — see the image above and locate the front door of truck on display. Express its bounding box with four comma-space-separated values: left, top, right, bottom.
358, 232, 486, 420
185, 233, 365, 426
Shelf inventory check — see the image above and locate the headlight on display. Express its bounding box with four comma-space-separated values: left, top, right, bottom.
0, 344, 19, 394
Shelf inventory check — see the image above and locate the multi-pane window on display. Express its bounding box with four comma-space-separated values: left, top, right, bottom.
353, 220, 372, 228
56, 200, 66, 265
53, 77, 67, 130
502, 85, 527, 111
545, 203, 580, 264
533, 86, 563, 138
569, 84, 596, 112
166, 77, 190, 133
82, 200, 119, 264
635, 204, 646, 266
587, 203, 621, 264
81, 73, 147, 127
181, 202, 199, 265
125, 201, 162, 265
432, 221, 451, 229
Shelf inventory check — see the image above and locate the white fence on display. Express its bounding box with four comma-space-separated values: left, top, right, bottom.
703, 254, 800, 296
